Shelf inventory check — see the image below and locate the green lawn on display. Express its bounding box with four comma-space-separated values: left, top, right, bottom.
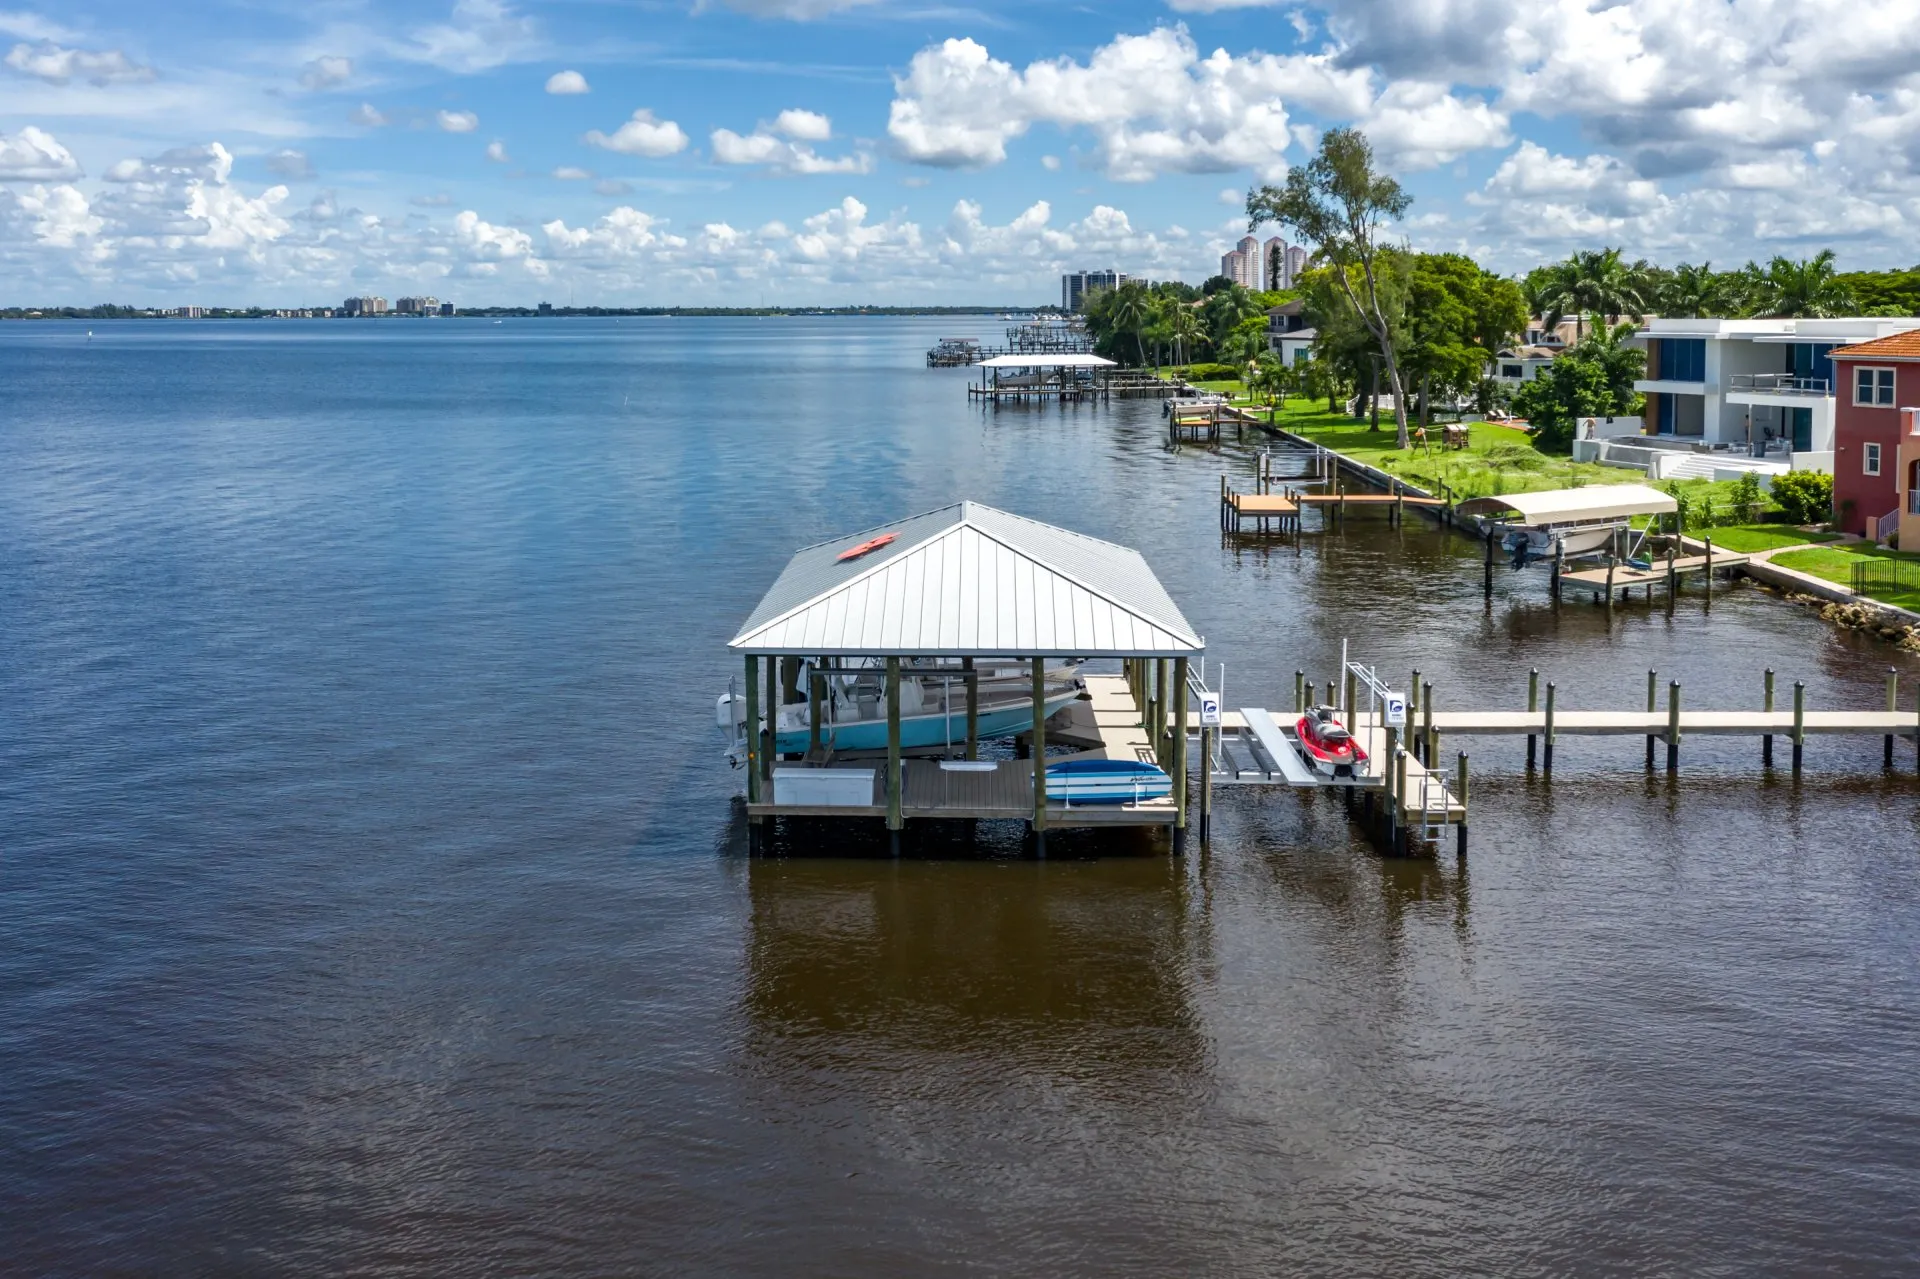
1695, 524, 1838, 553
1772, 543, 1920, 611
1214, 397, 1794, 516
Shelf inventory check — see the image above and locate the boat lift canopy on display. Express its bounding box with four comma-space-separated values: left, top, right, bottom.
729, 500, 1203, 658
974, 353, 1116, 368
1455, 483, 1676, 527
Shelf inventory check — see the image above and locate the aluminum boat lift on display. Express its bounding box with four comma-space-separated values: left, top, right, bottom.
1186, 647, 1467, 852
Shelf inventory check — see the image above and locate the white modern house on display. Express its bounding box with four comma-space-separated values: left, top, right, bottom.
1631, 317, 1920, 473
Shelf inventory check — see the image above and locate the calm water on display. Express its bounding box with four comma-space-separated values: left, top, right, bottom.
4, 317, 1919, 1275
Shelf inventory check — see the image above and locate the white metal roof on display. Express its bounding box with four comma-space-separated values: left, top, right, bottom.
1456, 483, 1677, 525
975, 353, 1117, 368
729, 501, 1204, 657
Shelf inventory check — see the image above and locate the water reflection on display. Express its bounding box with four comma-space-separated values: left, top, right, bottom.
741, 854, 1210, 1088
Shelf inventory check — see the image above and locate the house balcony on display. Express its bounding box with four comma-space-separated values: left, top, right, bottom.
1725, 373, 1831, 406
1633, 378, 1706, 395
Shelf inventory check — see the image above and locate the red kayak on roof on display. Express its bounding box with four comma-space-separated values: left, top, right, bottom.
1295, 705, 1368, 779
836, 532, 897, 562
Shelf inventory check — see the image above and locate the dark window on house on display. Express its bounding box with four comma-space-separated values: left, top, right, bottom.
1657, 338, 1705, 382
1855, 366, 1896, 406
1502, 363, 1522, 378
1788, 342, 1835, 389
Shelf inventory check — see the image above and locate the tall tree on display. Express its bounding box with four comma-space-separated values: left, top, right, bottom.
1536, 247, 1648, 341
1754, 250, 1857, 318
1248, 128, 1416, 447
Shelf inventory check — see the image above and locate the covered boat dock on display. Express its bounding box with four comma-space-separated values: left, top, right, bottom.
967, 352, 1118, 402
728, 501, 1206, 855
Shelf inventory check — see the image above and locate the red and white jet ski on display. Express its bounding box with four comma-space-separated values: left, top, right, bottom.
1294, 705, 1368, 778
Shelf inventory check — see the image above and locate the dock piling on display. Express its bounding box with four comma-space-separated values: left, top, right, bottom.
1645, 669, 1657, 770
1455, 752, 1469, 859
1172, 657, 1190, 853
886, 657, 903, 854
1543, 682, 1557, 775
1030, 656, 1047, 857
1666, 680, 1681, 772
744, 654, 762, 807
1792, 681, 1806, 775
1763, 668, 1774, 766
1295, 669, 1305, 714
1886, 668, 1899, 768
1422, 680, 1435, 765
1526, 668, 1539, 768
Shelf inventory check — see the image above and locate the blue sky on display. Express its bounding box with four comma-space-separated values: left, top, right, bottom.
3, 0, 1918, 305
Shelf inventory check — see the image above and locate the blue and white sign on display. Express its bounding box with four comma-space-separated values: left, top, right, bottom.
1200, 694, 1222, 726
1385, 695, 1408, 727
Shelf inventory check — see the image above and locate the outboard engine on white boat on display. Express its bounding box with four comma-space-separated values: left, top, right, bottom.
1505, 528, 1540, 570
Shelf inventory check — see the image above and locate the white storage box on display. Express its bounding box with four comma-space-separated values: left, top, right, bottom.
773, 767, 876, 807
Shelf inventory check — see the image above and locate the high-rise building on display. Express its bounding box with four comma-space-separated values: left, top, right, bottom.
1061, 269, 1127, 312
1219, 238, 1260, 290
1263, 235, 1290, 289
342, 295, 388, 316
1286, 244, 1308, 283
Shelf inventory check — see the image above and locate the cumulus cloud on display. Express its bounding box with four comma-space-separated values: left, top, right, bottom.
350, 102, 388, 127
299, 55, 351, 90
771, 109, 832, 142
437, 109, 480, 133
0, 126, 83, 182
266, 149, 315, 180
710, 110, 870, 175
584, 108, 689, 157
553, 165, 593, 180
485, 139, 509, 162
4, 40, 153, 86
887, 28, 1382, 180
545, 69, 589, 94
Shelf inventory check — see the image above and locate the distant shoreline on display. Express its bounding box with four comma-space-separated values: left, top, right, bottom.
0, 306, 1059, 321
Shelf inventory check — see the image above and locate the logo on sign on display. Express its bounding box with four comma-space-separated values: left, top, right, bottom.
1385, 696, 1407, 727
1200, 695, 1222, 726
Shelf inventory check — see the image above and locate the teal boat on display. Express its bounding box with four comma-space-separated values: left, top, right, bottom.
721, 661, 1084, 762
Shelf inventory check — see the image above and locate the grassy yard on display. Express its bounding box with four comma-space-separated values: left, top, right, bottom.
1214, 396, 1792, 521
1771, 543, 1920, 611
1696, 524, 1839, 553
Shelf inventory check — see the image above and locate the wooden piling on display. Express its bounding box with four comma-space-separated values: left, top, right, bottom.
1645, 668, 1658, 769
1295, 669, 1305, 714
1172, 656, 1190, 850
1423, 680, 1435, 765
1543, 681, 1557, 774
1455, 752, 1469, 858
744, 653, 761, 806
964, 656, 978, 760
1031, 656, 1047, 854
764, 656, 779, 776
1886, 668, 1898, 767
1484, 522, 1495, 599
1792, 681, 1805, 774
1666, 680, 1681, 772
1763, 668, 1774, 766
886, 656, 903, 854
809, 668, 824, 756
1526, 668, 1539, 768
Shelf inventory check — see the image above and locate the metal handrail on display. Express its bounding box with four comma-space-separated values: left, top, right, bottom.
1728, 373, 1829, 395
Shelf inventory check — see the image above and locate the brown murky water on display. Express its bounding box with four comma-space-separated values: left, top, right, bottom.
4, 317, 1918, 1275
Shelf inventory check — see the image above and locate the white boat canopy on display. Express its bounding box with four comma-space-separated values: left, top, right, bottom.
974, 353, 1117, 368
729, 501, 1204, 658
1455, 483, 1678, 526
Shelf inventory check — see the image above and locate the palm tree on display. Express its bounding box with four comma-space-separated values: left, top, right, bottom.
1104, 279, 1156, 367
1754, 250, 1857, 318
1573, 319, 1646, 414
1539, 247, 1649, 341
1166, 298, 1204, 368
1658, 261, 1723, 318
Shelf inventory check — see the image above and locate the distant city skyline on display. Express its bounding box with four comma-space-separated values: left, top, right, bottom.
3, 0, 1916, 306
